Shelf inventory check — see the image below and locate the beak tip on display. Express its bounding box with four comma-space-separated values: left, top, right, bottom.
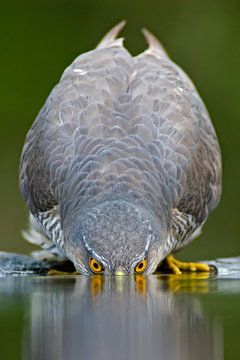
115, 269, 126, 276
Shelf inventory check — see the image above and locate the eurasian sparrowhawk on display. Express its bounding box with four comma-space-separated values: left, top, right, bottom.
20, 22, 222, 275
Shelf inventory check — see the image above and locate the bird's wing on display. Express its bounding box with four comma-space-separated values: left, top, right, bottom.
19, 24, 134, 219
134, 31, 222, 224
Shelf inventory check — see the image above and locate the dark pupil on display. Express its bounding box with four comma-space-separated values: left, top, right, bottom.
138, 262, 143, 269
93, 262, 99, 269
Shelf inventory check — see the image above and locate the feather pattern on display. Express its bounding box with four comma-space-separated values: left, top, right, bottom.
20, 23, 221, 260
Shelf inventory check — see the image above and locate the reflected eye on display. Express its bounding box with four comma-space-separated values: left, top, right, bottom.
89, 258, 104, 274
135, 259, 147, 274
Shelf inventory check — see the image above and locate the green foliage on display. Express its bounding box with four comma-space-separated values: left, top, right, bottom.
0, 0, 239, 258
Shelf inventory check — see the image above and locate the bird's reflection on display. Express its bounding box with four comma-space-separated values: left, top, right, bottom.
23, 275, 223, 360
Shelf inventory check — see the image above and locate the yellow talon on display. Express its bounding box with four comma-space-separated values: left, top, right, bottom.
47, 269, 80, 276
159, 255, 211, 275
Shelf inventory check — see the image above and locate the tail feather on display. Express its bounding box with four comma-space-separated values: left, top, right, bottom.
97, 20, 126, 49
141, 28, 168, 58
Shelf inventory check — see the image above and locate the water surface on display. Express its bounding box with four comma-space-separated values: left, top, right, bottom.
0, 274, 239, 360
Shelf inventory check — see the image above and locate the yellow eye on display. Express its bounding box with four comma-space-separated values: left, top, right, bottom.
135, 259, 147, 274
89, 258, 104, 274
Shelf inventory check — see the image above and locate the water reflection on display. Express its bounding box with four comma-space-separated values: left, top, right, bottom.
20, 275, 223, 360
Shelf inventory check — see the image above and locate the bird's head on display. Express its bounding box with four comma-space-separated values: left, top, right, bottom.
64, 200, 166, 275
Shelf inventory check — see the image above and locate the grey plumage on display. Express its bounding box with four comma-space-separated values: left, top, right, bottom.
20, 22, 221, 274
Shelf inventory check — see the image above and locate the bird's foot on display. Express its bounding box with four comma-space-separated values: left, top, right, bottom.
47, 269, 80, 276
45, 260, 79, 276
159, 255, 211, 275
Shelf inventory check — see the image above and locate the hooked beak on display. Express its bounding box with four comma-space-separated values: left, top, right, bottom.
115, 267, 127, 276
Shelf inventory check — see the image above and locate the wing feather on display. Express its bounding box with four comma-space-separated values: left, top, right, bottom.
20, 26, 221, 248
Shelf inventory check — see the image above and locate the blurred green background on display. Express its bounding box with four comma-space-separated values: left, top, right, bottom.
0, 0, 239, 260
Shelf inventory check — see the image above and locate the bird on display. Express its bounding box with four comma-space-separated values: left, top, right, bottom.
19, 21, 222, 275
